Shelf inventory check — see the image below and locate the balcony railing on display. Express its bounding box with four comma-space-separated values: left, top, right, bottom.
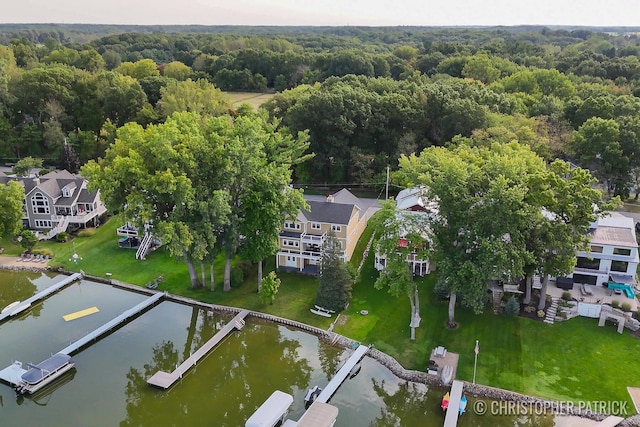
301, 231, 326, 244
52, 205, 105, 224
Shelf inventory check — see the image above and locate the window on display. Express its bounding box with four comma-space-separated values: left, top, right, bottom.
311, 222, 321, 230
284, 221, 301, 230
611, 260, 629, 272
284, 240, 299, 247
576, 257, 600, 270
34, 220, 52, 228
590, 245, 603, 253
31, 192, 50, 214
613, 248, 631, 256
331, 225, 342, 232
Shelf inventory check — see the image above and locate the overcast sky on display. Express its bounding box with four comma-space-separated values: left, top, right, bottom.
3, 0, 640, 27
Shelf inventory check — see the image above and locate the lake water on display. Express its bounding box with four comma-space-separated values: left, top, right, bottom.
0, 270, 597, 426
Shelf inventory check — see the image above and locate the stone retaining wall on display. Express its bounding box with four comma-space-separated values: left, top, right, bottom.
42, 269, 639, 422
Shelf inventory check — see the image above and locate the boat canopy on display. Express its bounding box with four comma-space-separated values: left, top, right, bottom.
297, 401, 339, 427
21, 353, 72, 385
245, 390, 294, 427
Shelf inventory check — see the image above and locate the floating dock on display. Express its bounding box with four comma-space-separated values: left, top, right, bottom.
63, 306, 100, 321
147, 309, 249, 389
0, 273, 82, 322
315, 344, 370, 404
443, 380, 464, 427
59, 292, 164, 356
287, 401, 339, 427
0, 291, 165, 392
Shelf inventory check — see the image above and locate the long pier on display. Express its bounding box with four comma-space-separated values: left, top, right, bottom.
316, 344, 370, 404
58, 292, 165, 356
443, 380, 464, 427
147, 309, 250, 389
0, 273, 82, 322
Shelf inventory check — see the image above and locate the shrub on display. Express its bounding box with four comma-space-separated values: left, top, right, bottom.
433, 277, 450, 300
561, 291, 572, 301
504, 296, 520, 316
537, 310, 546, 318
621, 302, 632, 312
611, 300, 621, 309
32, 247, 54, 257
56, 232, 68, 242
230, 266, 245, 288
77, 228, 96, 237
524, 305, 536, 313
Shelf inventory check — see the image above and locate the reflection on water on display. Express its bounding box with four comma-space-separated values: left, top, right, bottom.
0, 271, 589, 426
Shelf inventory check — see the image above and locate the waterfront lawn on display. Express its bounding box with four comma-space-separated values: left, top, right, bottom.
24, 218, 640, 408
36, 217, 332, 329
335, 248, 639, 408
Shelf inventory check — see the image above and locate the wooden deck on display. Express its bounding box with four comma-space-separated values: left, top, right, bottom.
147, 309, 249, 389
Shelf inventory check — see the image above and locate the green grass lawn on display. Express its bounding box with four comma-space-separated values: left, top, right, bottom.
31, 218, 333, 329
336, 248, 640, 407
5, 218, 639, 408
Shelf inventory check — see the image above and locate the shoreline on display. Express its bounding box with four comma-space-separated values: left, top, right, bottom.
0, 255, 51, 271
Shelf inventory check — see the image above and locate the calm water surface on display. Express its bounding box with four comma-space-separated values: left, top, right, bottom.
0, 270, 590, 426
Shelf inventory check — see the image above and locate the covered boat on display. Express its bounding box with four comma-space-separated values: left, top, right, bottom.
15, 353, 75, 395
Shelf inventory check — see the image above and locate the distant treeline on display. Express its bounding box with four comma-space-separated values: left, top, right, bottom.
1, 25, 640, 195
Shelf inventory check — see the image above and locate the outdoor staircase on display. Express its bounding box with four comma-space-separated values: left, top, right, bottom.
543, 297, 559, 324
234, 318, 245, 330
492, 289, 503, 314
39, 216, 69, 240
136, 232, 153, 260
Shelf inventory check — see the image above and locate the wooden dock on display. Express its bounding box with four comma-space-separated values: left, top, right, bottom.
59, 292, 164, 356
443, 380, 464, 427
147, 309, 249, 389
0, 273, 82, 322
316, 344, 369, 404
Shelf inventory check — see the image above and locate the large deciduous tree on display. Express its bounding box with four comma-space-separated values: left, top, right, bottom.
396, 142, 544, 326
0, 181, 25, 238
373, 199, 431, 339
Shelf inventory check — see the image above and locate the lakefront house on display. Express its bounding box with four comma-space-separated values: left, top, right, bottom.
0, 169, 106, 240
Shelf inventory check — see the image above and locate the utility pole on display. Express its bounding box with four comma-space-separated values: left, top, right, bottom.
385, 165, 389, 200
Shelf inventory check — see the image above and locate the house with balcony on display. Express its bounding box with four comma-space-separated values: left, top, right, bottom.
276, 189, 369, 275
374, 187, 435, 276
568, 212, 639, 288
0, 169, 106, 240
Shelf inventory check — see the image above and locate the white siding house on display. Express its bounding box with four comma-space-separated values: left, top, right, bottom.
569, 212, 639, 287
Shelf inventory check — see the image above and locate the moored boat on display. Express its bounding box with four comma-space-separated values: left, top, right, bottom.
15, 353, 75, 395
304, 385, 323, 408
441, 391, 450, 411
459, 395, 467, 414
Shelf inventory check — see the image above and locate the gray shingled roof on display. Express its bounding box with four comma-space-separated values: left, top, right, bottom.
301, 201, 356, 225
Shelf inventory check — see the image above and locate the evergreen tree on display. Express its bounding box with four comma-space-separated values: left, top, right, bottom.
314, 232, 353, 312
58, 139, 80, 173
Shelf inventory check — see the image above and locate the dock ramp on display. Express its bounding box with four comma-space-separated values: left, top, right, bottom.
147, 309, 249, 389
443, 380, 464, 427
316, 344, 369, 404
